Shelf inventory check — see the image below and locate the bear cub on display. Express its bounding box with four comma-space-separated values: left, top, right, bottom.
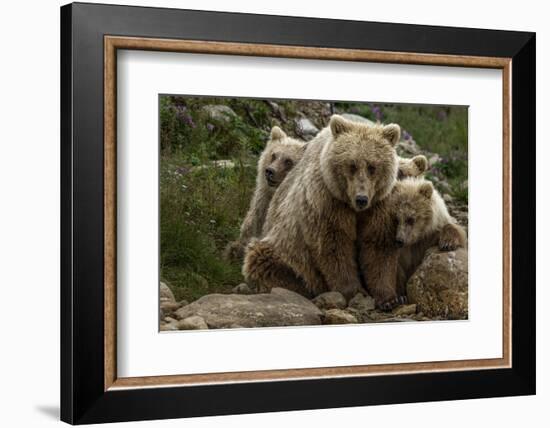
224, 126, 306, 261
398, 155, 428, 179
357, 177, 466, 310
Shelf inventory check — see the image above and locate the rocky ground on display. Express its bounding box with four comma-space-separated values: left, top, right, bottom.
160, 247, 468, 331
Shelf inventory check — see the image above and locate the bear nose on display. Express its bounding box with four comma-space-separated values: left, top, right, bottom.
395, 239, 404, 248
355, 195, 369, 209
265, 168, 275, 180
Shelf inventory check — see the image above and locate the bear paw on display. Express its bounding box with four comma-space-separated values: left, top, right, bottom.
223, 240, 245, 262
377, 295, 407, 312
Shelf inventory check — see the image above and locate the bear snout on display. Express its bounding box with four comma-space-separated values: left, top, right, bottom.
355, 195, 369, 210
265, 168, 277, 186
395, 238, 405, 248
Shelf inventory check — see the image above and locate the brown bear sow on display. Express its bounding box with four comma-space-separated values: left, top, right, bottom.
243, 115, 401, 300
357, 177, 466, 310
224, 126, 306, 261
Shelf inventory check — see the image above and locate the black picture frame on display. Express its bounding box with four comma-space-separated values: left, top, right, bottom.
61, 2, 535, 424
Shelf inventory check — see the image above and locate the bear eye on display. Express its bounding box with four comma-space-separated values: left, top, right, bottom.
271, 153, 277, 161
349, 164, 358, 174
284, 159, 293, 169
405, 217, 415, 226
368, 164, 376, 175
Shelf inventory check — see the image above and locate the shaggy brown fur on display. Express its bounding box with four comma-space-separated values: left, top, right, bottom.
357, 177, 467, 310
243, 115, 401, 301
224, 127, 306, 261
398, 155, 428, 179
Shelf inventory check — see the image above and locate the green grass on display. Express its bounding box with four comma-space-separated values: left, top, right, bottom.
160, 96, 468, 302
160, 155, 257, 302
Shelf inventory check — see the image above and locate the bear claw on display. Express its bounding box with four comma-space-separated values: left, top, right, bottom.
438, 239, 459, 252
377, 295, 407, 312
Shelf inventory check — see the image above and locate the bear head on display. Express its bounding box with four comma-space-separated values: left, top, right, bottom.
259, 126, 307, 188
390, 177, 434, 247
398, 155, 428, 180
320, 115, 400, 211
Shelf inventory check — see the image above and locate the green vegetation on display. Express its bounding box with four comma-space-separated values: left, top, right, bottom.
160, 96, 468, 301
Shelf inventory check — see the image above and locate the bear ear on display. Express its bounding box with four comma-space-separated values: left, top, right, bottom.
418, 181, 434, 199
382, 123, 401, 146
412, 155, 428, 174
329, 115, 353, 137
270, 126, 287, 141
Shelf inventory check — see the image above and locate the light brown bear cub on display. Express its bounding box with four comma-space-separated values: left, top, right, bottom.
224, 126, 306, 261
244, 115, 401, 300
357, 177, 466, 310
398, 155, 428, 179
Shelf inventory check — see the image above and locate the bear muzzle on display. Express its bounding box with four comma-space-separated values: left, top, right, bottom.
265, 168, 278, 187
355, 195, 369, 210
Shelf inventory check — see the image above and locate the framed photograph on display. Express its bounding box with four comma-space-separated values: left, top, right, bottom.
61, 2, 535, 424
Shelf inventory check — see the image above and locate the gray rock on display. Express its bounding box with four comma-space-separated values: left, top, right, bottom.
348, 293, 376, 312
407, 248, 468, 319
178, 315, 209, 330
392, 304, 417, 316
323, 309, 358, 325
313, 291, 347, 310
232, 283, 252, 295
211, 159, 235, 168
428, 154, 442, 166
160, 301, 182, 314
160, 322, 178, 332
160, 282, 176, 303
371, 317, 418, 323
397, 138, 420, 156
174, 288, 322, 328
295, 117, 319, 139
194, 159, 235, 171
443, 193, 454, 203
202, 104, 237, 123
341, 113, 375, 126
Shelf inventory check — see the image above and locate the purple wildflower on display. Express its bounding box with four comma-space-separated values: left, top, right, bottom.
206, 123, 215, 132
175, 166, 189, 176
402, 130, 412, 141
371, 105, 382, 122
175, 105, 196, 128
186, 116, 196, 128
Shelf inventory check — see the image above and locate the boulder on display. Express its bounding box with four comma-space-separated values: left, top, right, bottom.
348, 293, 376, 312
313, 291, 347, 310
160, 301, 183, 314
341, 113, 375, 126
392, 304, 417, 317
397, 138, 420, 156
178, 315, 209, 330
160, 322, 178, 332
160, 282, 175, 303
232, 283, 253, 295
323, 309, 358, 325
202, 104, 237, 123
174, 288, 322, 328
407, 248, 468, 319
295, 117, 319, 140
